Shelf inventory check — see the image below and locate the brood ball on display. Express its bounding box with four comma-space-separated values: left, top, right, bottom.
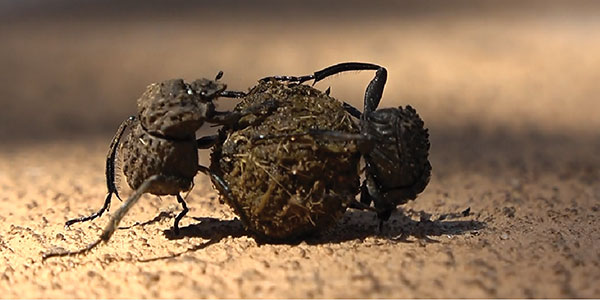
211, 80, 361, 240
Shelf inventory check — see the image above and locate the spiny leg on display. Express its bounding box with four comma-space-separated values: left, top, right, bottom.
65, 116, 135, 227
173, 194, 189, 234
262, 62, 387, 115
197, 165, 252, 228
261, 62, 383, 86
43, 174, 165, 260
64, 193, 113, 228
259, 74, 315, 85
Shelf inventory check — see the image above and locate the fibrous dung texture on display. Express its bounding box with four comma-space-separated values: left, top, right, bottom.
211, 81, 361, 240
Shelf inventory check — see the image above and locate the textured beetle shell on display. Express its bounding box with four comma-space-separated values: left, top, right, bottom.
365, 105, 431, 205
120, 120, 198, 196
137, 79, 210, 139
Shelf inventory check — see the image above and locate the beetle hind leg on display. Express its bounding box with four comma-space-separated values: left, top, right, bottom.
173, 194, 189, 234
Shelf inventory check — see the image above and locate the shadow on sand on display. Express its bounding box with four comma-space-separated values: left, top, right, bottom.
137, 207, 484, 262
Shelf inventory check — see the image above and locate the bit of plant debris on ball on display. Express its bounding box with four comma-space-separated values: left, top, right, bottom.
211, 80, 361, 240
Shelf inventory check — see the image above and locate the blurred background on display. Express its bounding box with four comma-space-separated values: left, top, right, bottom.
1, 0, 599, 142
2, 2, 600, 298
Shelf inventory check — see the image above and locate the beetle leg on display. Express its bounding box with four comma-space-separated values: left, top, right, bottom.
220, 90, 247, 98
259, 74, 315, 84
261, 62, 383, 86
43, 175, 165, 260
311, 62, 383, 84
362, 67, 387, 114
197, 165, 252, 228
215, 70, 224, 81
359, 180, 372, 207
343, 102, 363, 118
65, 116, 135, 228
363, 169, 396, 231
173, 194, 189, 235
64, 193, 114, 228
261, 62, 387, 113
208, 99, 278, 125
196, 135, 219, 149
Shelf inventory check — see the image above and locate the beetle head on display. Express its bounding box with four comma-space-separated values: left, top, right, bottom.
190, 78, 227, 103
137, 78, 220, 139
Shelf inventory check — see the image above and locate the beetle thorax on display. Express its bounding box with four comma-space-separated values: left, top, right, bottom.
137, 79, 212, 139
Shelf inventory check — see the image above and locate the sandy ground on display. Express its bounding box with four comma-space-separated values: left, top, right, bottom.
1, 1, 600, 298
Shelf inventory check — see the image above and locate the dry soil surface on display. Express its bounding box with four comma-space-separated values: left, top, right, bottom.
1, 2, 600, 298
2, 130, 599, 298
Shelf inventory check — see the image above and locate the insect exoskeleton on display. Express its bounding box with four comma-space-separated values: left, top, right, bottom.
262, 62, 432, 229
43, 74, 276, 259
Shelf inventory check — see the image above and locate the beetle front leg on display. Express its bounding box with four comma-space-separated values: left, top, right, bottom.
208, 99, 278, 126
197, 165, 252, 228
65, 116, 135, 227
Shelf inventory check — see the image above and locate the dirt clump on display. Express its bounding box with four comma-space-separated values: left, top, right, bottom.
211, 80, 361, 240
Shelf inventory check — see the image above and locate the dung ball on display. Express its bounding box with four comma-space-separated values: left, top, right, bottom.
210, 80, 361, 240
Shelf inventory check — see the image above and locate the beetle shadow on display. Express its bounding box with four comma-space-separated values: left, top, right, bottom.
307, 207, 485, 244
138, 207, 484, 262
159, 206, 484, 246
164, 216, 247, 241
135, 217, 243, 263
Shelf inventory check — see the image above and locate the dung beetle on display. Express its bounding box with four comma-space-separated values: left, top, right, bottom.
262, 62, 432, 228
43, 73, 273, 259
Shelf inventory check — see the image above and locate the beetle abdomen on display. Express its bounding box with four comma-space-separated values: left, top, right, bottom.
121, 122, 198, 195
366, 106, 431, 202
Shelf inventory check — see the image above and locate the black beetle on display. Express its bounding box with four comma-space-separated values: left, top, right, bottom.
262, 62, 432, 228
43, 73, 272, 259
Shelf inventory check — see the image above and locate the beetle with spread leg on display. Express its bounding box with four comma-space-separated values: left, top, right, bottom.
262, 62, 432, 229
43, 73, 273, 259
